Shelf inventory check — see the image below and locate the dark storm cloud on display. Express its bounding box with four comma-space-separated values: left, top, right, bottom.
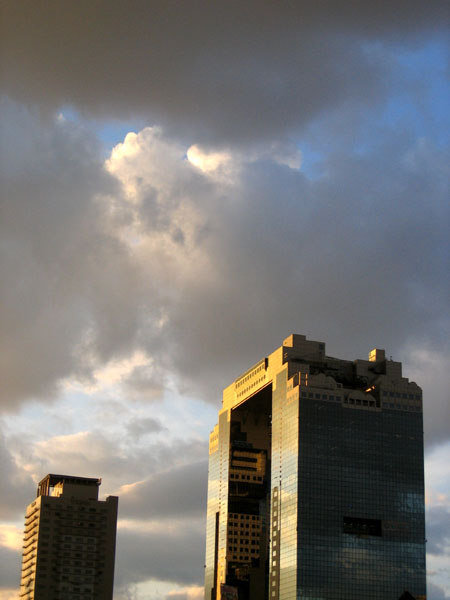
1, 101, 449, 452
417, 354, 450, 449
0, 99, 150, 408
125, 417, 166, 439
119, 460, 208, 520
1, 1, 448, 144
7, 423, 207, 503
149, 134, 450, 441
115, 522, 204, 590
0, 544, 20, 589
0, 429, 31, 519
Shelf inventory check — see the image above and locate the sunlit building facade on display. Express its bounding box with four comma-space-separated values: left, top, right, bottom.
20, 474, 118, 600
204, 334, 426, 600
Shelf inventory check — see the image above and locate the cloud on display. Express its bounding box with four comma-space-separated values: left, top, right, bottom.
114, 522, 204, 590
0, 428, 33, 520
428, 582, 450, 600
426, 505, 450, 555
28, 430, 132, 483
0, 544, 21, 589
186, 141, 302, 181
0, 525, 22, 552
186, 145, 233, 178
5, 419, 207, 507
104, 126, 450, 445
118, 460, 208, 520
79, 351, 152, 393
165, 586, 203, 600
425, 442, 450, 498
0, 98, 144, 409
0, 591, 20, 600
125, 417, 166, 439
403, 348, 450, 448
1, 104, 449, 454
2, 2, 448, 145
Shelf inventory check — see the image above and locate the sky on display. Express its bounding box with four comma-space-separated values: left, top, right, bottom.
0, 1, 449, 598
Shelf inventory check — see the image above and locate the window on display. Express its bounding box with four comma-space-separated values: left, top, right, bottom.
343, 516, 382, 537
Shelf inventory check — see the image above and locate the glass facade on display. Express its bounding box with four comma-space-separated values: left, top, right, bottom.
204, 335, 426, 600
270, 370, 299, 600
205, 412, 231, 598
296, 395, 425, 599
205, 424, 220, 597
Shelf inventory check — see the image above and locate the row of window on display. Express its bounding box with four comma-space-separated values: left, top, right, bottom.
237, 375, 266, 397
228, 524, 260, 532
235, 363, 266, 388
299, 390, 421, 404
229, 547, 259, 555
63, 535, 97, 542
382, 391, 421, 399
382, 402, 422, 411
228, 538, 259, 545
343, 398, 376, 408
229, 473, 263, 481
301, 391, 341, 401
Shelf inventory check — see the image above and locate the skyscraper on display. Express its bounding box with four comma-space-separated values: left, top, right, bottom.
20, 474, 118, 600
204, 334, 426, 600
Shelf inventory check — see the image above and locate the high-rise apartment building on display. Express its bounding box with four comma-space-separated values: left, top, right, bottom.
204, 334, 426, 600
20, 474, 118, 600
